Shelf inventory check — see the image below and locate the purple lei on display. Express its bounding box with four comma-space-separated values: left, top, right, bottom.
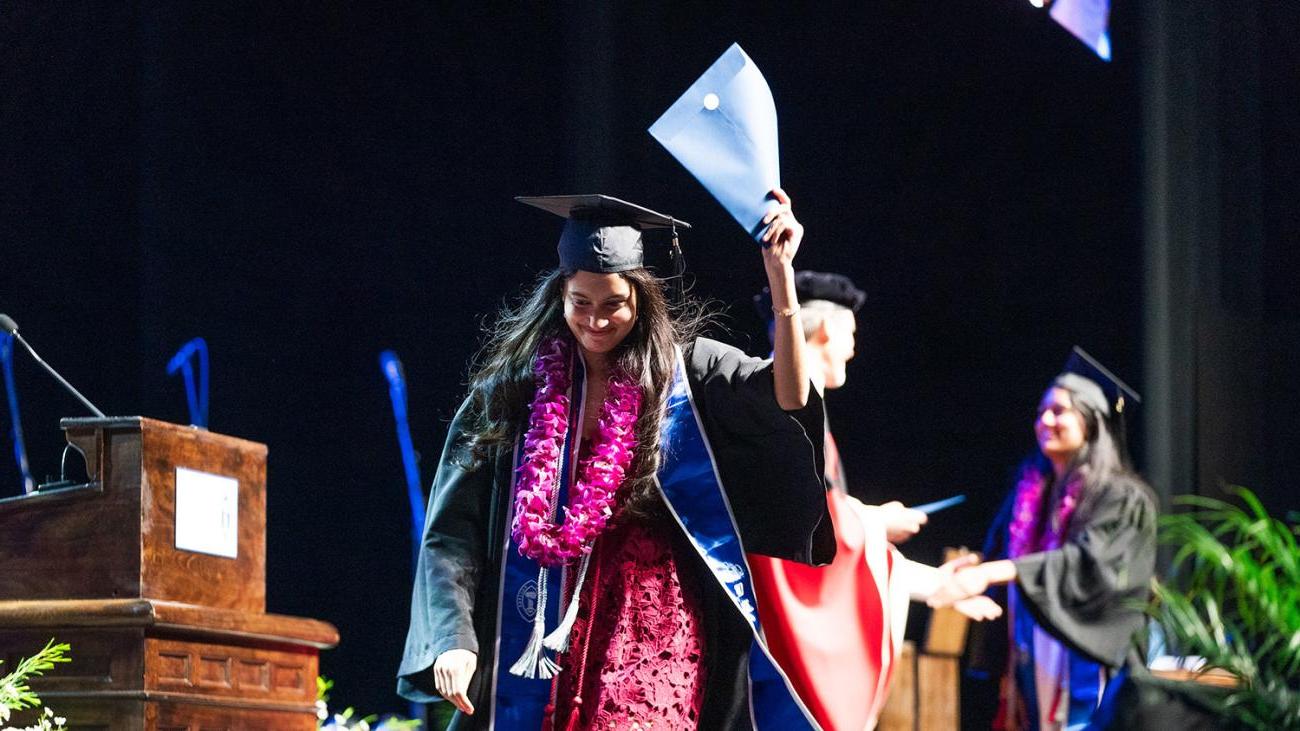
510, 336, 643, 567
1008, 464, 1085, 558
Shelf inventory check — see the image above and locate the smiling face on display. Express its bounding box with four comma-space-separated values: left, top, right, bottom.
1036, 386, 1088, 464
563, 270, 638, 357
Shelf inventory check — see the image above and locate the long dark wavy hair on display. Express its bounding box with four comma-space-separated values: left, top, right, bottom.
464, 267, 710, 517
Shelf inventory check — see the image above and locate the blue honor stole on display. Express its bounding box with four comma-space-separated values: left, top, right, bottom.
492, 354, 586, 727
654, 350, 817, 730
490, 349, 816, 730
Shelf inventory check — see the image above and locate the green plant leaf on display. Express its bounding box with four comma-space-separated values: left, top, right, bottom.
1150, 487, 1300, 729
0, 639, 71, 712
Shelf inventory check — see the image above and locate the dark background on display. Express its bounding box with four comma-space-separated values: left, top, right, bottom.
1, 1, 1294, 724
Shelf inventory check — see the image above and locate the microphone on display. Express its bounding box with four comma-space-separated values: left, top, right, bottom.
0, 314, 107, 418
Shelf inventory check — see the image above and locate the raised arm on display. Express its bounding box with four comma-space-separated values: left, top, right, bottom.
760, 188, 809, 411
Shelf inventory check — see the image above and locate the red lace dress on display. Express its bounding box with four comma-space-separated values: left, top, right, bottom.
545, 505, 709, 730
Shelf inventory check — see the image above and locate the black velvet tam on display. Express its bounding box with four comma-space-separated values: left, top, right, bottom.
753, 269, 867, 318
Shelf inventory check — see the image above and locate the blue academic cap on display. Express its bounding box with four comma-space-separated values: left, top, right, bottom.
1057, 346, 1140, 416
1048, 0, 1111, 61
649, 43, 781, 241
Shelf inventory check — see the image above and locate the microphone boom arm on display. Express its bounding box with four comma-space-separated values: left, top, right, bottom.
12, 332, 107, 418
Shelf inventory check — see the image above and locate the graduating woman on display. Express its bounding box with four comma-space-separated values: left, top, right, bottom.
398, 190, 835, 730
928, 348, 1157, 731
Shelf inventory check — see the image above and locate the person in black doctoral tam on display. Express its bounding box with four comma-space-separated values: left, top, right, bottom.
754, 271, 927, 540
748, 271, 1000, 730
397, 189, 838, 729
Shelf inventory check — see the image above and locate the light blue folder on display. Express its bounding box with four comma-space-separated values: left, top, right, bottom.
650, 43, 780, 241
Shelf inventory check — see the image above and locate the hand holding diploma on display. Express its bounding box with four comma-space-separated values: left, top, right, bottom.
759, 188, 803, 263
875, 500, 929, 544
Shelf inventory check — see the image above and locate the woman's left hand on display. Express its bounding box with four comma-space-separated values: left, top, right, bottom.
760, 188, 803, 271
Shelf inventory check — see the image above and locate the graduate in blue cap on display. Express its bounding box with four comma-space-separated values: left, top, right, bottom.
397, 189, 841, 729
928, 348, 1157, 731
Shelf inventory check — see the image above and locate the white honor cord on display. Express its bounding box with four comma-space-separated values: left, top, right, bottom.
543, 553, 591, 653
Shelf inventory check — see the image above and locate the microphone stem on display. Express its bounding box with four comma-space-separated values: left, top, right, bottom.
13, 333, 107, 418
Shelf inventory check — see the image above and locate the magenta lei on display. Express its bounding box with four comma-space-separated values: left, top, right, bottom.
1008, 465, 1085, 557
510, 336, 643, 567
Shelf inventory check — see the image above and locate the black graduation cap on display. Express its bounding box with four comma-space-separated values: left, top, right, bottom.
1057, 346, 1141, 416
515, 194, 691, 274
752, 270, 867, 319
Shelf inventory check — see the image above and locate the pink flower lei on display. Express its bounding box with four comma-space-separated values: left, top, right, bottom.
1007, 464, 1085, 558
510, 336, 643, 567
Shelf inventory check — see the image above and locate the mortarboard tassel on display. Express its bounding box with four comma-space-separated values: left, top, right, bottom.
668, 225, 687, 307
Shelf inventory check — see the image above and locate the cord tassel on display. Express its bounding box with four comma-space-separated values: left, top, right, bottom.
509, 566, 560, 679
562, 697, 583, 731
543, 554, 590, 653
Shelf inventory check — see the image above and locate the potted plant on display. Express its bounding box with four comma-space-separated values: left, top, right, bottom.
1140, 487, 1300, 729
0, 639, 70, 731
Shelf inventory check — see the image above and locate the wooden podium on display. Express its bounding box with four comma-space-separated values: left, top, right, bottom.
0, 418, 338, 730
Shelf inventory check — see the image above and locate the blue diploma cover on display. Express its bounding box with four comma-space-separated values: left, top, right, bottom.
650, 43, 782, 241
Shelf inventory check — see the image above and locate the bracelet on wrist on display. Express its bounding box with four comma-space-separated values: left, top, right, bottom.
772, 304, 801, 318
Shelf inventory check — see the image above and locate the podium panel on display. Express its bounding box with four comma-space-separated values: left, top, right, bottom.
0, 417, 266, 612
0, 419, 337, 730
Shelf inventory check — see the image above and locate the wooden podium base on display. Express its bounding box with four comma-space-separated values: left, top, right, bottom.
0, 599, 338, 730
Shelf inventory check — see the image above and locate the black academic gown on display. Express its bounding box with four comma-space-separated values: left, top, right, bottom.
397, 337, 835, 730
985, 474, 1158, 730
1011, 476, 1157, 669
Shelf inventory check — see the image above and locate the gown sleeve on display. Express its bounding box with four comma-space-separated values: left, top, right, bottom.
397, 396, 495, 703
1012, 477, 1158, 666
685, 337, 835, 566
